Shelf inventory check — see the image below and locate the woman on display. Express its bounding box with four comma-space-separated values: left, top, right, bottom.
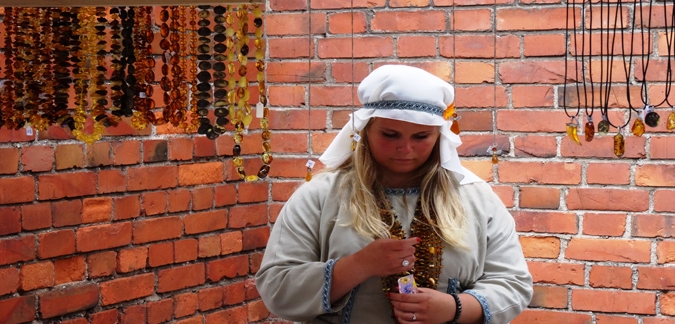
255, 65, 532, 324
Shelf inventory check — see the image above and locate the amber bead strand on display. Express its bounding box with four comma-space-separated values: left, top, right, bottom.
1, 8, 17, 129
159, 6, 173, 122
93, 7, 115, 128
186, 6, 200, 133
53, 8, 73, 128
175, 6, 190, 128
71, 7, 97, 143
143, 7, 157, 125
226, 5, 237, 123
131, 6, 155, 128
119, 7, 135, 118
22, 7, 41, 131
255, 4, 271, 180
167, 6, 185, 126
195, 5, 216, 139
211, 5, 230, 135
33, 8, 53, 130
12, 8, 30, 129
236, 5, 252, 129
109, 8, 125, 119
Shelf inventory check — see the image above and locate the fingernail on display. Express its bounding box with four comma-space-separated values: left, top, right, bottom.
416, 237, 421, 243
387, 293, 391, 298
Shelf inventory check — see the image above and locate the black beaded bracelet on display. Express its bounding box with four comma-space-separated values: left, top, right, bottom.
449, 292, 462, 324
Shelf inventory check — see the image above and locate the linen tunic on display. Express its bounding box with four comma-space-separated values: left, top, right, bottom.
255, 171, 532, 324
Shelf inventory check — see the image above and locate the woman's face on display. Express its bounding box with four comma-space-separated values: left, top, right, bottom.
366, 118, 440, 186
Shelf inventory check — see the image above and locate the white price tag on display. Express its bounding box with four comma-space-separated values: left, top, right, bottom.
256, 102, 264, 118
352, 133, 361, 142
25, 126, 33, 136
139, 92, 147, 99
305, 159, 316, 168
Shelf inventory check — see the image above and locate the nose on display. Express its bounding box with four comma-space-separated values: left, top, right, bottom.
396, 139, 413, 153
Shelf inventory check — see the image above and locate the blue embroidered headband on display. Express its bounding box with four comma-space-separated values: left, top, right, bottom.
363, 100, 445, 117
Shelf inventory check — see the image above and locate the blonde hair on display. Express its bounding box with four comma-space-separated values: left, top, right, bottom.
337, 121, 468, 248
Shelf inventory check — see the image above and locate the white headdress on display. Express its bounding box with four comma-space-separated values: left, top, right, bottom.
319, 65, 483, 185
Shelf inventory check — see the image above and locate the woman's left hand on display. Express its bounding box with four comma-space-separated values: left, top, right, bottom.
389, 288, 456, 324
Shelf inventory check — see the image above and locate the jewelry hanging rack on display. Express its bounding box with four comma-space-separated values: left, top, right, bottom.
0, 0, 261, 7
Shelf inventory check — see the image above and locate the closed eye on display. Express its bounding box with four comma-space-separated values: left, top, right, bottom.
382, 131, 399, 138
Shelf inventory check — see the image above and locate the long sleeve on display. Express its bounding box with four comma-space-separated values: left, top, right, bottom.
462, 182, 533, 324
254, 174, 352, 322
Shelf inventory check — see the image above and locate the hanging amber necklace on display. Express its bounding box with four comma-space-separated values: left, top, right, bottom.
175, 6, 190, 128
379, 195, 443, 322
110, 7, 124, 118
159, 6, 173, 123
34, 7, 53, 130
212, 5, 230, 135
53, 8, 73, 127
1, 7, 17, 130
186, 5, 200, 133
195, 5, 216, 139
131, 6, 155, 128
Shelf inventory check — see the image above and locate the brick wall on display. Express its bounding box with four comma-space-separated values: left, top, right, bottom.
0, 1, 674, 323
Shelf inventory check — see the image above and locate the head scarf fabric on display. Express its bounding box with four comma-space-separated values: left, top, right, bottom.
319, 65, 483, 185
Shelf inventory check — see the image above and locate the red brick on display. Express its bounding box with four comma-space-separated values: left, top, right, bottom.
248, 299, 269, 322
269, 37, 314, 59
0, 296, 36, 324
120, 305, 147, 324
143, 139, 168, 163
112, 140, 141, 165
638, 267, 675, 290
643, 318, 675, 324
267, 61, 326, 83
524, 34, 566, 57
492, 186, 515, 208
636, 164, 675, 187
21, 202, 51, 230
168, 188, 192, 212
21, 145, 54, 172
596, 315, 638, 324
132, 216, 182, 244
117, 247, 148, 273
90, 309, 119, 324
513, 211, 577, 234
0, 235, 35, 266
586, 162, 631, 185
270, 203, 284, 223
657, 241, 675, 264
269, 110, 327, 131
184, 210, 227, 235
21, 261, 54, 291
589, 265, 633, 289
53, 199, 83, 227
633, 214, 675, 238
440, 35, 520, 59
583, 213, 627, 236
85, 141, 112, 167
198, 286, 223, 311
37, 229, 75, 259
100, 273, 155, 306
527, 261, 585, 285
158, 263, 206, 293
60, 317, 88, 324
81, 197, 112, 224
0, 147, 19, 174
55, 144, 84, 170
39, 283, 99, 318
87, 251, 117, 278
514, 135, 557, 158
0, 206, 20, 235
169, 137, 194, 161
567, 188, 649, 212
38, 172, 97, 200
77, 222, 132, 252
270, 0, 306, 10
331, 62, 370, 84
512, 85, 556, 108
113, 195, 141, 220
318, 37, 394, 59
174, 315, 203, 324
229, 204, 268, 228
454, 85, 509, 108
566, 238, 651, 263
520, 236, 560, 259
243, 226, 271, 251
512, 309, 591, 324
572, 289, 655, 314
311, 0, 386, 9
245, 278, 260, 300
237, 182, 268, 204
178, 162, 224, 186
207, 255, 249, 282
328, 12, 367, 35
127, 165, 178, 191
655, 190, 675, 213
98, 169, 126, 194
54, 256, 86, 284
174, 292, 198, 318
530, 285, 568, 309
455, 61, 494, 84
223, 281, 246, 305
268, 86, 306, 107
498, 161, 581, 185
149, 242, 174, 267
141, 191, 167, 216
663, 292, 675, 316
519, 187, 560, 209
194, 136, 216, 157
221, 231, 243, 256
267, 12, 327, 35
204, 305, 247, 324
148, 299, 173, 324
0, 176, 34, 204
371, 11, 446, 32
199, 234, 222, 258
650, 136, 675, 159
498, 7, 573, 30
250, 251, 264, 274
215, 184, 237, 207
175, 238, 198, 263
192, 187, 214, 211
454, 8, 491, 31
0, 267, 19, 296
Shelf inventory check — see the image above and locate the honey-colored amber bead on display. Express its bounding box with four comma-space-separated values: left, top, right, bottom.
233, 157, 244, 167
262, 141, 271, 152
262, 130, 271, 140
428, 247, 435, 254
667, 111, 675, 130
306, 170, 312, 182
260, 118, 269, 128
613, 133, 625, 157
235, 121, 244, 132
584, 121, 594, 142
566, 122, 581, 145
491, 154, 499, 164
631, 118, 645, 137
450, 115, 460, 135
245, 175, 259, 182
263, 107, 269, 118
242, 114, 253, 128
262, 153, 273, 164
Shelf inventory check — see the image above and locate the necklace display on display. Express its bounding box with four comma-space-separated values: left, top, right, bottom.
378, 195, 443, 322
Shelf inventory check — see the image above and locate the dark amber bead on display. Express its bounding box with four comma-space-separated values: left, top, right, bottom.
645, 111, 660, 127
258, 165, 270, 178
233, 144, 241, 156
584, 121, 594, 142
597, 119, 610, 135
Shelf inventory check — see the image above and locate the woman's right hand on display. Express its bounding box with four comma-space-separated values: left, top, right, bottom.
351, 237, 419, 277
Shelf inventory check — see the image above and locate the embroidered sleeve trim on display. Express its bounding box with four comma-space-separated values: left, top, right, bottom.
464, 290, 492, 324
340, 285, 360, 324
322, 259, 339, 312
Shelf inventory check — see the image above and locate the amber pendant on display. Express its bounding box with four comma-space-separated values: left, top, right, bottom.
598, 118, 610, 136
584, 116, 594, 142
613, 132, 625, 157
305, 159, 315, 182
488, 146, 501, 164
645, 111, 660, 127
667, 111, 675, 130
566, 118, 581, 145
450, 113, 460, 135
631, 117, 645, 136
